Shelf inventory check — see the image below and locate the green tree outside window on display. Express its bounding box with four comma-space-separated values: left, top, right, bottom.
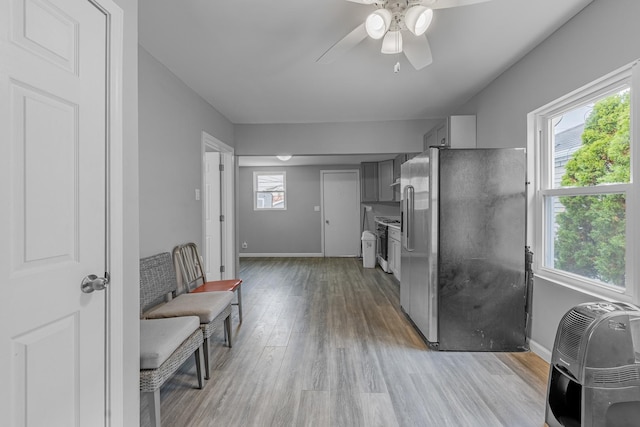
554, 92, 630, 287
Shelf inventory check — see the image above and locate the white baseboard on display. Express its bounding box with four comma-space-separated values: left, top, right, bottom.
239, 253, 324, 258
529, 339, 552, 363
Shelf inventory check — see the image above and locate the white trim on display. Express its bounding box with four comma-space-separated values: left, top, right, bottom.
529, 339, 552, 364
201, 132, 235, 279
91, 0, 125, 424
239, 253, 324, 258
320, 169, 361, 257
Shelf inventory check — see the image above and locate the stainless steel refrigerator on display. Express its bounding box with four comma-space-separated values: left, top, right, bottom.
400, 147, 527, 351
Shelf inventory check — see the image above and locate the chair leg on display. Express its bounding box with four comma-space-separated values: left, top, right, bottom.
202, 337, 210, 380
194, 345, 204, 389
236, 286, 243, 323
225, 315, 233, 348
142, 390, 161, 427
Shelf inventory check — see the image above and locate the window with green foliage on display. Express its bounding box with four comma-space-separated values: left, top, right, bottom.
531, 62, 637, 298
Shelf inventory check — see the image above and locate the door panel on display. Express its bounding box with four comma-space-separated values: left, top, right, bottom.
323, 171, 360, 257
1, 0, 108, 424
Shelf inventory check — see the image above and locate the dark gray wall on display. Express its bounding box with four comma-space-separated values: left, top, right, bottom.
239, 165, 362, 255
138, 47, 235, 257
456, 0, 640, 359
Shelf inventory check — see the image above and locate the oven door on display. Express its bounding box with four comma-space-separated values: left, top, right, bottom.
376, 223, 388, 260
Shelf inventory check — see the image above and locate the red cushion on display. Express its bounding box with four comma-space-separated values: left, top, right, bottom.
191, 279, 242, 293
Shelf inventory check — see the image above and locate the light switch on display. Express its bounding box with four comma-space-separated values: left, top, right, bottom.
314, 206, 320, 212
195, 189, 200, 200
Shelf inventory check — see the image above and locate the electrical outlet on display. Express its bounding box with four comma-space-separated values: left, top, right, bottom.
195, 189, 200, 201
365, 205, 372, 212
242, 241, 248, 249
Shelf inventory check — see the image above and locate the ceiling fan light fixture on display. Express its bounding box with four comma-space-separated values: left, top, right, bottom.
381, 30, 403, 54
405, 6, 433, 36
365, 9, 392, 39
276, 155, 292, 161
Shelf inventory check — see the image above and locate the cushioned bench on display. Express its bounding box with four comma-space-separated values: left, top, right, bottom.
140, 252, 234, 379
140, 316, 203, 427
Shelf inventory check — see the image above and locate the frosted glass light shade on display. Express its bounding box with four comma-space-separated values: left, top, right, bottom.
365, 9, 392, 39
276, 155, 292, 161
381, 30, 403, 54
405, 6, 433, 36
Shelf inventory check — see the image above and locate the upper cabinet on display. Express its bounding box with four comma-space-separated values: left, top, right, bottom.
378, 159, 394, 202
362, 153, 418, 202
424, 115, 476, 150
361, 162, 379, 202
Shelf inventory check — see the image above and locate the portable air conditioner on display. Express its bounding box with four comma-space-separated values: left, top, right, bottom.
546, 302, 640, 427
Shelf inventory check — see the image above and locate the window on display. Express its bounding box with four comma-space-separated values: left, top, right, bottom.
253, 171, 286, 210
529, 62, 638, 300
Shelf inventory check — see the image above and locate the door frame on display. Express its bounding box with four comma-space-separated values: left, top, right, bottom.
320, 169, 361, 257
95, 0, 125, 424
201, 131, 235, 278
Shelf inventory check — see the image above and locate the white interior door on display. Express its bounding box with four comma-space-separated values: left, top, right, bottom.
0, 0, 110, 424
322, 170, 361, 257
205, 151, 222, 280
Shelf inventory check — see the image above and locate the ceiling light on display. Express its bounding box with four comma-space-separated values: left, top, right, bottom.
381, 31, 402, 54
365, 9, 392, 40
276, 155, 292, 161
405, 6, 433, 36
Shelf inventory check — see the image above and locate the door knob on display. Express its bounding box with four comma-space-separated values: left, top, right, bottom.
81, 273, 110, 293
326, 220, 330, 224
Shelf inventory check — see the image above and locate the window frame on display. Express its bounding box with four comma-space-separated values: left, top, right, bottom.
528, 61, 639, 303
253, 171, 287, 211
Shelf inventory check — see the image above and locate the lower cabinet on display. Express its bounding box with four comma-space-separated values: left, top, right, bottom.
388, 227, 401, 281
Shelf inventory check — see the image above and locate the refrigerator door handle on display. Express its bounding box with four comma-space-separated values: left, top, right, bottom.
404, 185, 415, 251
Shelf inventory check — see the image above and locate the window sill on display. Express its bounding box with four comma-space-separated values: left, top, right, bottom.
534, 269, 632, 303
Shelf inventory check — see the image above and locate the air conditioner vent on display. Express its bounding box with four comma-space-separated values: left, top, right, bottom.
592, 366, 640, 386
557, 309, 595, 361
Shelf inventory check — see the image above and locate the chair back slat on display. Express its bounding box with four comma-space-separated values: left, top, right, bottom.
140, 252, 179, 314
173, 243, 207, 292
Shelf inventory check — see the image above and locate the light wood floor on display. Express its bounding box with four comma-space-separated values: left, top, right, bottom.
141, 257, 550, 427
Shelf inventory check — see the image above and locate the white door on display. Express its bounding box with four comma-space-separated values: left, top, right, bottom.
322, 170, 361, 257
0, 0, 110, 425
205, 152, 222, 280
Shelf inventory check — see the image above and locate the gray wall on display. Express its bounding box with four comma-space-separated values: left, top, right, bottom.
138, 47, 235, 257
456, 0, 640, 358
239, 165, 363, 255
235, 119, 437, 156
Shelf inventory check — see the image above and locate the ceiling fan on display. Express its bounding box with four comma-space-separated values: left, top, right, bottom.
317, 0, 491, 71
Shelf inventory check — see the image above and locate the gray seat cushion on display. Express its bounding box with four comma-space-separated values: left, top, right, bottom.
140, 316, 200, 370
145, 291, 234, 324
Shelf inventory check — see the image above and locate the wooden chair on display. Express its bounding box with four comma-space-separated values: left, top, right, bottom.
173, 242, 243, 323
140, 252, 233, 380
139, 316, 204, 427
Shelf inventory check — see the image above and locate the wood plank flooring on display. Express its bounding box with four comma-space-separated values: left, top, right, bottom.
141, 257, 550, 427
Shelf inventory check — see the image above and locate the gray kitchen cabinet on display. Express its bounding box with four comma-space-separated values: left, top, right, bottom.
378, 159, 394, 202
388, 227, 401, 281
361, 162, 378, 202
423, 115, 476, 150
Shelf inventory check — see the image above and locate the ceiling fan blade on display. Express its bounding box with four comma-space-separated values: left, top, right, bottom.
425, 0, 491, 10
317, 23, 368, 64
403, 34, 433, 70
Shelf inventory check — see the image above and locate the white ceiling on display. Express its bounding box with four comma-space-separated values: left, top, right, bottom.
139, 0, 593, 126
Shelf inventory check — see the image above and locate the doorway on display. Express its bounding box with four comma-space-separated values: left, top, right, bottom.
202, 132, 235, 279
321, 170, 361, 257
